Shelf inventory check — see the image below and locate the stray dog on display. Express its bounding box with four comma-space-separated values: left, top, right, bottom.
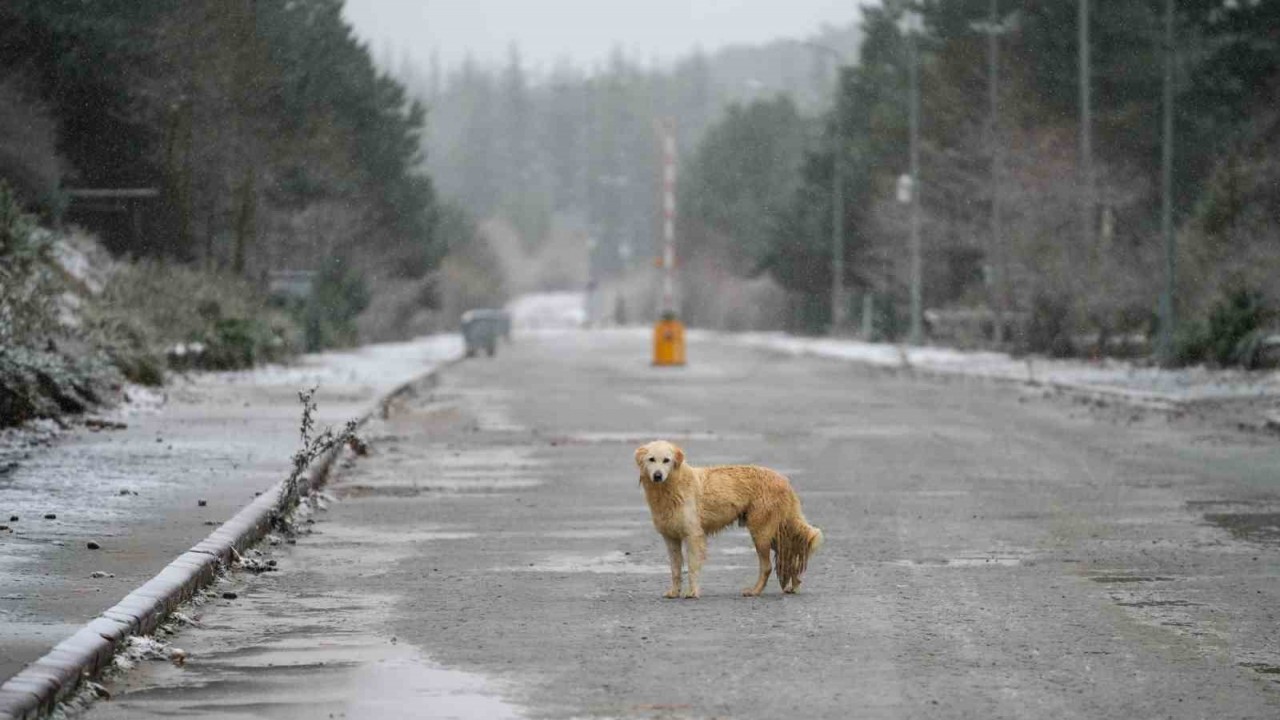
634, 440, 823, 598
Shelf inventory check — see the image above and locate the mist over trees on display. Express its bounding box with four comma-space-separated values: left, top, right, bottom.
401, 23, 860, 287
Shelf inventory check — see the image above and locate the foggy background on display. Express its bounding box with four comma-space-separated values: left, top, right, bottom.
342, 0, 859, 70
2, 0, 1277, 373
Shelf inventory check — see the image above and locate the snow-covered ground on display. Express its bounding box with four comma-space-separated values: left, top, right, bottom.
506, 292, 586, 331
720, 333, 1280, 403
196, 334, 463, 396
502, 291, 1280, 404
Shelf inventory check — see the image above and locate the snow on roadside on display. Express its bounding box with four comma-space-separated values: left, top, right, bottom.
198, 334, 463, 395
721, 332, 1280, 402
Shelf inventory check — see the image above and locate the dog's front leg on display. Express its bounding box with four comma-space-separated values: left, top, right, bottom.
684, 533, 706, 598
663, 536, 683, 599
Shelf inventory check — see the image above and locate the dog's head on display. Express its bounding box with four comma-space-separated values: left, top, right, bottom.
634, 440, 684, 484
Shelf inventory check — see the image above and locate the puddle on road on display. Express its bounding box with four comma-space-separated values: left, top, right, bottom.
1184, 500, 1280, 545
814, 425, 914, 440
1114, 599, 1201, 608
617, 394, 654, 408
531, 529, 638, 539
440, 387, 527, 433
335, 447, 546, 498
312, 524, 478, 545
94, 597, 520, 720
336, 478, 542, 498
1202, 512, 1280, 544
888, 557, 1025, 568
887, 548, 1037, 569
502, 551, 749, 575
553, 431, 764, 445
1240, 662, 1280, 678
89, 531, 520, 720
503, 551, 670, 574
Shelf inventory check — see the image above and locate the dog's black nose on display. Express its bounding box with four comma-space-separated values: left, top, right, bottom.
652, 471, 664, 482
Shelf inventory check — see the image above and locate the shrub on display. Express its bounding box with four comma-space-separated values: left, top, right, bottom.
201, 317, 284, 370
85, 310, 166, 386
302, 260, 369, 351
1024, 292, 1075, 358
0, 346, 118, 425
88, 260, 300, 373
1169, 286, 1274, 367
1205, 287, 1270, 366
0, 182, 60, 349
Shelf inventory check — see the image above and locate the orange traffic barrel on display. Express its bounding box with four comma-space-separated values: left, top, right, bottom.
652, 314, 686, 366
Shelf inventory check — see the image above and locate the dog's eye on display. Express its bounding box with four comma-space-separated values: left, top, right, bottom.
662, 458, 670, 464
647, 457, 654, 463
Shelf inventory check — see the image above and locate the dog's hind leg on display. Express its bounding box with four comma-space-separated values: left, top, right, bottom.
742, 533, 772, 597
662, 536, 683, 599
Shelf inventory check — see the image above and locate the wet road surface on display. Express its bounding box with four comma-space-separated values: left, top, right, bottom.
85, 329, 1280, 718
0, 337, 458, 682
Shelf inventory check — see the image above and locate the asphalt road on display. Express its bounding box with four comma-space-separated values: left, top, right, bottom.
86, 329, 1280, 719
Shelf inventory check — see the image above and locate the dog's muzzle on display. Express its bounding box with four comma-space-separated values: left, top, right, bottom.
651, 471, 665, 483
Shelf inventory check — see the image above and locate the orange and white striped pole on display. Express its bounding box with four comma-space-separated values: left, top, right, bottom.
653, 119, 685, 366
660, 122, 678, 315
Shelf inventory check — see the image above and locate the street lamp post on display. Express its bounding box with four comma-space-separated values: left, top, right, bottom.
1080, 0, 1094, 259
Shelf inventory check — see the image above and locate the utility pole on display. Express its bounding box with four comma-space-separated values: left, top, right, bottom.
1079, 0, 1094, 257
984, 0, 1007, 345
831, 68, 847, 334
1158, 0, 1176, 365
906, 12, 923, 346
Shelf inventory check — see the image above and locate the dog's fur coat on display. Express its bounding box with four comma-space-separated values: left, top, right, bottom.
634, 440, 823, 598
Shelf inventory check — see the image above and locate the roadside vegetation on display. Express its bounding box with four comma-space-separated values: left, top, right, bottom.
675, 0, 1280, 365
0, 182, 300, 427
0, 184, 114, 425
0, 1, 509, 427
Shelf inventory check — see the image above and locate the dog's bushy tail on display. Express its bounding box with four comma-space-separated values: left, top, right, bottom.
775, 517, 823, 590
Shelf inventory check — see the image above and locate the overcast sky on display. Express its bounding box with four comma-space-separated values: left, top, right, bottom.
342, 0, 858, 74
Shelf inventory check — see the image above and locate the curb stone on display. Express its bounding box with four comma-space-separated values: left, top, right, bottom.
0, 360, 457, 719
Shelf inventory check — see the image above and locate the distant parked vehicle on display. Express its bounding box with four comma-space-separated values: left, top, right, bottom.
461, 309, 510, 357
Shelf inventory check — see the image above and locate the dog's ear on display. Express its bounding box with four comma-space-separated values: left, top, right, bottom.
673, 446, 685, 468
634, 444, 648, 468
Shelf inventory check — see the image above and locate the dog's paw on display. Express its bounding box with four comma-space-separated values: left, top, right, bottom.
741, 587, 762, 597
663, 589, 681, 599
783, 585, 799, 594
682, 589, 700, 599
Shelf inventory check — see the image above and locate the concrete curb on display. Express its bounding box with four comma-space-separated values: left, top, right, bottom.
0, 360, 458, 720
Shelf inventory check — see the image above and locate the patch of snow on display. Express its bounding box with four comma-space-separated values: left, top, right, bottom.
201, 334, 463, 395
50, 229, 115, 295
720, 332, 1280, 402
113, 383, 167, 418
506, 292, 586, 331
113, 635, 171, 671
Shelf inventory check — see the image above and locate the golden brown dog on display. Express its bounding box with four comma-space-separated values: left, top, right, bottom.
634, 440, 823, 598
